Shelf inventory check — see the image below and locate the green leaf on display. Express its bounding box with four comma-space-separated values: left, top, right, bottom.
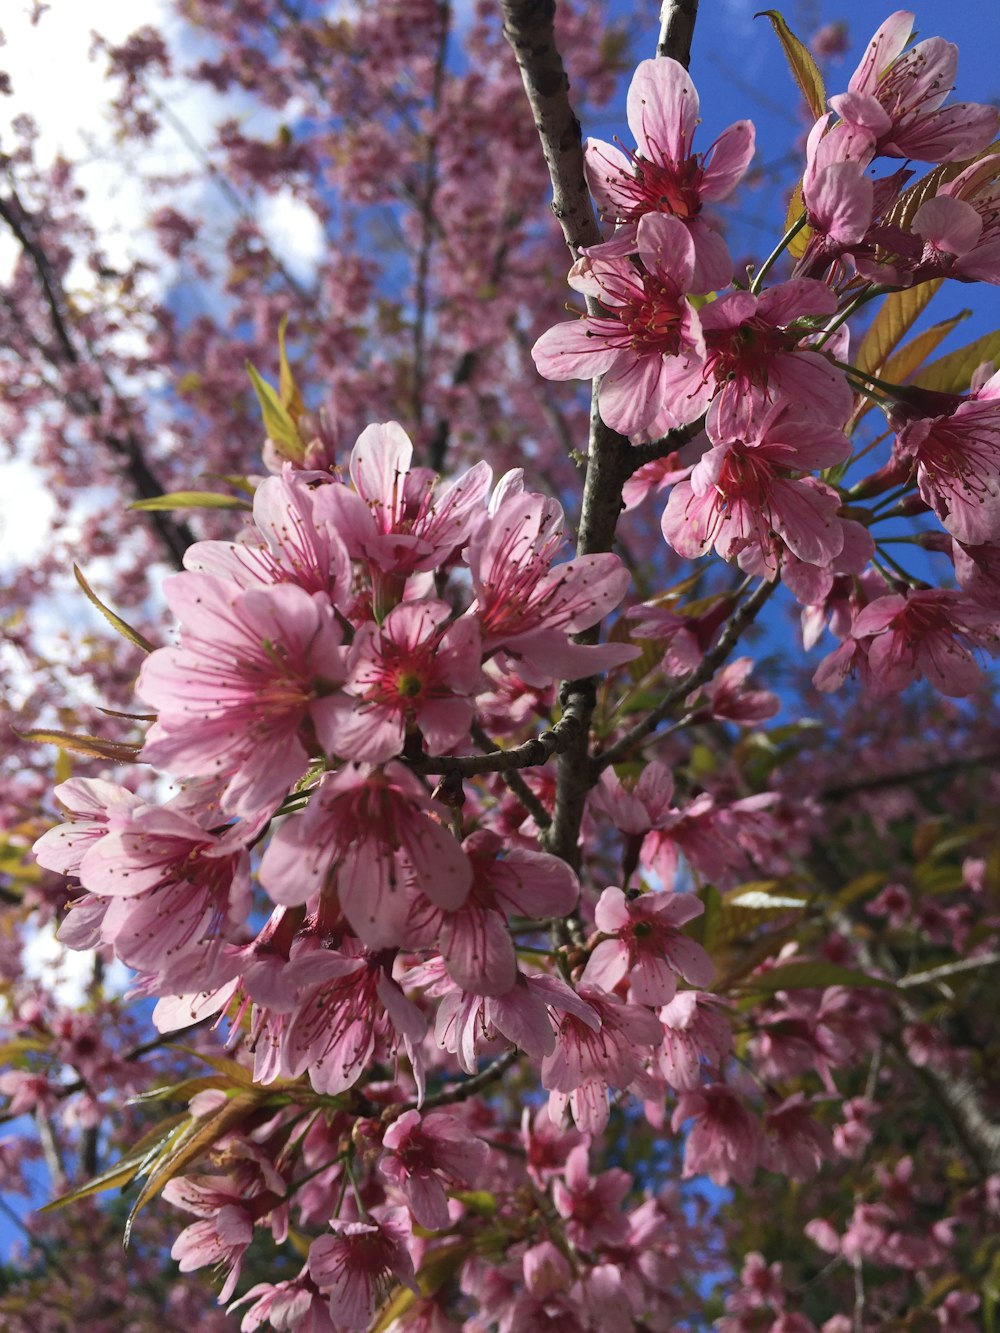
73, 564, 156, 654
755, 11, 826, 119
246, 360, 304, 462
912, 329, 1000, 394
278, 314, 306, 419
854, 281, 943, 376
130, 491, 252, 512
739, 960, 896, 993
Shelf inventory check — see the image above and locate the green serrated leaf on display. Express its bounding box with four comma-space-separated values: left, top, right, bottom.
246, 361, 304, 461
130, 491, 252, 512
755, 11, 826, 119
73, 564, 156, 654
739, 960, 896, 993
912, 330, 1000, 394
278, 314, 306, 419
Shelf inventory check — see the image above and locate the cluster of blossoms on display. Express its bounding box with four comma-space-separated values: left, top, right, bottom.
533, 15, 1000, 698
14, 9, 1000, 1332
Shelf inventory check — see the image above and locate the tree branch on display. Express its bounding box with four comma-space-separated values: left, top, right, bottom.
592, 576, 776, 773
657, 0, 700, 65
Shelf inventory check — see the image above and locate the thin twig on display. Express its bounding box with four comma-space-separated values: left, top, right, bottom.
592, 577, 776, 773
410, 704, 588, 778
898, 953, 1000, 990
471, 724, 553, 829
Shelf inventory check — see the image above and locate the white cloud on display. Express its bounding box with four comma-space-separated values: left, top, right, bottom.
19, 920, 131, 1008
257, 188, 326, 284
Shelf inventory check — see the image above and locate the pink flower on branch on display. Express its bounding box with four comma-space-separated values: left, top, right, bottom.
672, 1083, 761, 1186
379, 1109, 488, 1230
661, 402, 850, 578
331, 599, 483, 762
467, 488, 638, 684
258, 762, 471, 948
308, 1205, 417, 1331
581, 886, 714, 1006
139, 574, 348, 818
531, 214, 710, 437
830, 12, 999, 164
891, 368, 1000, 545
584, 57, 754, 290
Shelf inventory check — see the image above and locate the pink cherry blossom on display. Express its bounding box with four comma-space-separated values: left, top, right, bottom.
229, 1269, 335, 1332
322, 421, 491, 608
661, 402, 850, 577
691, 282, 852, 439
258, 762, 471, 948
836, 589, 998, 697
32, 777, 143, 877
404, 830, 579, 996
531, 213, 710, 436
581, 886, 713, 1005
139, 574, 348, 818
830, 12, 999, 163
542, 983, 662, 1134
909, 156, 1000, 285
330, 599, 482, 762
279, 943, 425, 1097
761, 1094, 834, 1180
380, 1109, 488, 1230
892, 368, 1000, 544
183, 466, 351, 603
671, 1084, 761, 1186
552, 1143, 631, 1247
657, 991, 733, 1091
584, 57, 754, 289
308, 1205, 417, 1330
466, 487, 638, 684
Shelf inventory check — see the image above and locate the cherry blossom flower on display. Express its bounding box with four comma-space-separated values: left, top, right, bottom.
278, 943, 426, 1097
553, 1143, 631, 1247
229, 1269, 335, 1332
657, 991, 733, 1090
308, 1205, 417, 1330
581, 886, 713, 1005
531, 213, 710, 437
32, 777, 143, 876
891, 368, 1000, 544
139, 574, 348, 818
331, 599, 482, 762
542, 983, 663, 1133
661, 402, 850, 577
258, 762, 471, 948
761, 1094, 834, 1180
671, 1083, 761, 1186
379, 1110, 488, 1230
583, 57, 754, 289
322, 421, 491, 610
404, 830, 579, 995
824, 589, 998, 697
686, 281, 853, 439
830, 12, 999, 164
183, 466, 351, 603
909, 155, 1000, 286
466, 488, 638, 684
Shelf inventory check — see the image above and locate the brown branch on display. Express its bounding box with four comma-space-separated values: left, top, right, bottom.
0, 186, 195, 568
592, 576, 777, 773
822, 750, 1000, 801
412, 695, 589, 778
407, 1049, 521, 1113
470, 723, 553, 829
657, 0, 700, 65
